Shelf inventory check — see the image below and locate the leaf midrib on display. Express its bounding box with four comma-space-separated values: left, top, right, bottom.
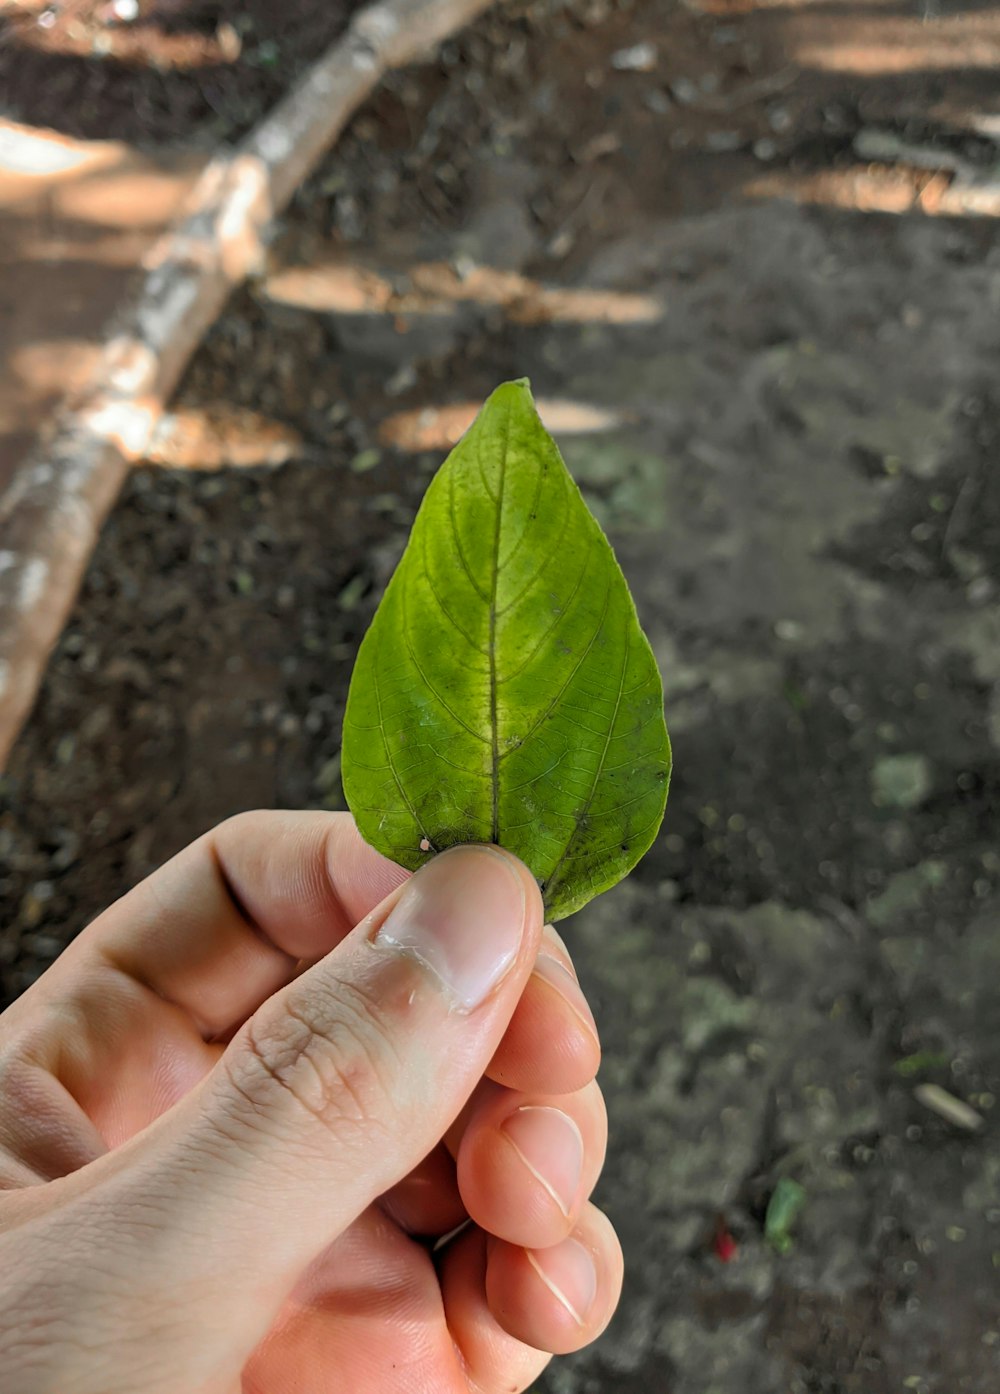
487, 402, 512, 843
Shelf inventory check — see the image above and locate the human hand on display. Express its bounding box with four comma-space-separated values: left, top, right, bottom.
0, 811, 621, 1393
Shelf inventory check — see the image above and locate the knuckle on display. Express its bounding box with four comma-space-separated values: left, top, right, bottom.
211, 809, 264, 852
224, 978, 402, 1146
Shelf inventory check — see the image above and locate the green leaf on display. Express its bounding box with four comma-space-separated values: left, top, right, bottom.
341, 379, 671, 920
765, 1178, 807, 1254
893, 1049, 950, 1078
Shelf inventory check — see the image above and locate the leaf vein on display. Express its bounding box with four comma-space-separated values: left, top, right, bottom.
547, 805, 665, 865
429, 743, 488, 777
420, 525, 489, 655
497, 579, 613, 764
371, 638, 431, 846
497, 449, 547, 576
448, 467, 490, 602
496, 540, 594, 686
495, 482, 574, 618
400, 591, 491, 747
476, 425, 498, 503
504, 746, 571, 792
541, 625, 631, 899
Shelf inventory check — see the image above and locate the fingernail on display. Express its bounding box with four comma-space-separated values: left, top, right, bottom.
501, 1105, 584, 1216
526, 1237, 597, 1326
533, 953, 599, 1042
374, 846, 526, 1010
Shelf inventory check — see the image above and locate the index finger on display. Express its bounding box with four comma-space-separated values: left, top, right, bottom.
13, 811, 409, 1043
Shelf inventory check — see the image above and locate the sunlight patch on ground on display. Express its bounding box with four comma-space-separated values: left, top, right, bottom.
15, 15, 242, 70
0, 120, 205, 229
142, 406, 305, 470
264, 260, 662, 327
745, 166, 1000, 217
9, 229, 151, 268
0, 121, 106, 180
55, 163, 208, 229
6, 340, 102, 402
788, 13, 1000, 72
378, 400, 623, 452
691, 0, 898, 11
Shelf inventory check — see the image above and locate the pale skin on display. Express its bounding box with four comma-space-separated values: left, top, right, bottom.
0, 811, 623, 1393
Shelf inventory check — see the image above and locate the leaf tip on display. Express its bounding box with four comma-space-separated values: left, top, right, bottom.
484, 377, 535, 414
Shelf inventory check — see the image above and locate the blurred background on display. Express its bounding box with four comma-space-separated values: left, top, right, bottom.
2, 0, 1000, 1389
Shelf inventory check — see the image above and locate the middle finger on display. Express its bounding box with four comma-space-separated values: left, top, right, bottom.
456, 1077, 607, 1250
485, 925, 600, 1096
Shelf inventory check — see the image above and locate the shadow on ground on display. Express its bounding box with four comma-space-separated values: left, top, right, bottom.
0, 0, 360, 147
3, 0, 1000, 1389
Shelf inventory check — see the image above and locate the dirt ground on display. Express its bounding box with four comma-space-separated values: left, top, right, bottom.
3, 0, 1000, 1389
0, 0, 360, 147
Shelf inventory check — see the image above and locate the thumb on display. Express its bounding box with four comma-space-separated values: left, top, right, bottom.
126, 844, 541, 1285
